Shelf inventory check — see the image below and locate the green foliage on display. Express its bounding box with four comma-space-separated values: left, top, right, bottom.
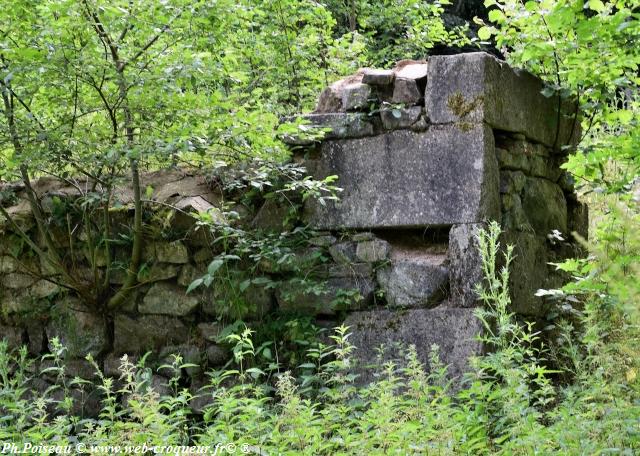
181, 159, 341, 320
477, 0, 640, 193
1, 0, 639, 453
0, 223, 638, 453
355, 0, 468, 66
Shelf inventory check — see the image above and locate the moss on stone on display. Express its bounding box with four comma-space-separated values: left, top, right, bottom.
447, 92, 483, 118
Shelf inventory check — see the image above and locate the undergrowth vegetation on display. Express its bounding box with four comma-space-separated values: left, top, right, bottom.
1, 0, 639, 453
0, 222, 637, 454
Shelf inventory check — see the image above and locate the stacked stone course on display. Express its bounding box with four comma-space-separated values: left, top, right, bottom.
287, 51, 587, 379
0, 52, 587, 413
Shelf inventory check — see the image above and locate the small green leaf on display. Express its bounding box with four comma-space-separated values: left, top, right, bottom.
186, 278, 203, 293
207, 259, 224, 275
477, 26, 493, 41
587, 0, 605, 12
488, 9, 506, 23
540, 87, 556, 98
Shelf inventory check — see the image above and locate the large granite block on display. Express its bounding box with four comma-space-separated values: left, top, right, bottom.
305, 124, 499, 229
344, 307, 483, 384
426, 52, 579, 149
448, 223, 485, 308
376, 253, 449, 308
501, 231, 553, 316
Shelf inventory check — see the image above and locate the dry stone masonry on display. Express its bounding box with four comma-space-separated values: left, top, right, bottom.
286, 51, 586, 380
0, 52, 587, 414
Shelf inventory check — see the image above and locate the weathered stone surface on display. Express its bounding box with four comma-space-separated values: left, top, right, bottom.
315, 73, 372, 113
530, 155, 562, 181
197, 322, 223, 342
499, 170, 527, 195
327, 263, 373, 278
521, 177, 567, 235
174, 195, 215, 214
155, 241, 189, 264
391, 78, 422, 104
276, 275, 374, 316
104, 353, 126, 378
345, 307, 483, 384
0, 198, 34, 232
351, 232, 375, 242
356, 239, 390, 263
0, 324, 24, 348
0, 256, 18, 274
342, 83, 372, 111
377, 254, 449, 308
2, 291, 38, 315
501, 231, 551, 316
305, 124, 500, 229
26, 324, 46, 355
308, 234, 337, 247
568, 200, 589, 240
501, 193, 531, 232
394, 62, 429, 80
283, 113, 377, 145
0, 54, 588, 386
362, 69, 395, 86
410, 116, 429, 131
2, 273, 35, 289
497, 135, 550, 156
62, 358, 97, 380
140, 282, 200, 316
380, 106, 423, 130
258, 247, 323, 274
39, 255, 59, 277
46, 298, 108, 358
558, 171, 576, 193
83, 246, 109, 267
315, 85, 345, 113
177, 264, 201, 287
30, 280, 60, 299
252, 199, 293, 231
170, 193, 225, 236
328, 241, 358, 264
242, 284, 276, 320
426, 52, 579, 148
146, 375, 172, 397
193, 248, 215, 264
138, 264, 180, 283
114, 314, 188, 354
448, 224, 484, 308
496, 147, 530, 173
206, 344, 229, 366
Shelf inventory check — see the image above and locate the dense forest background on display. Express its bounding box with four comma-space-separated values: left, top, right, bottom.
0, 0, 639, 453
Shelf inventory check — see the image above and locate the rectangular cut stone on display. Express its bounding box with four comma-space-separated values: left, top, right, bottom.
426, 52, 579, 149
344, 307, 483, 385
305, 124, 499, 229
362, 68, 395, 86
448, 223, 485, 308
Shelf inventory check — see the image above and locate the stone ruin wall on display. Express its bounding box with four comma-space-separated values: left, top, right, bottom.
288, 51, 587, 381
0, 52, 587, 414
